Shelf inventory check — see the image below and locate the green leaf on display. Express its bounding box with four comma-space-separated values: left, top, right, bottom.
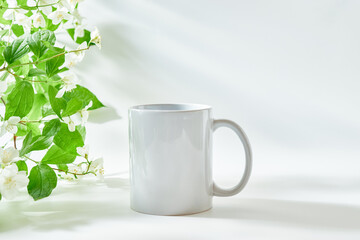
5, 81, 34, 120
54, 123, 84, 154
33, 77, 48, 94
41, 103, 56, 118
12, 55, 30, 77
21, 130, 33, 151
11, 24, 24, 37
27, 30, 56, 57
3, 38, 30, 64
27, 93, 47, 120
57, 164, 68, 172
44, 48, 65, 77
28, 68, 46, 77
42, 119, 61, 137
27, 164, 57, 200
0, 1, 11, 25
0, 46, 5, 66
16, 122, 41, 137
42, 12, 61, 32
16, 160, 28, 174
61, 98, 83, 116
67, 28, 92, 45
76, 125, 86, 141
48, 85, 66, 118
17, 0, 37, 10
20, 131, 52, 156
63, 85, 104, 110
41, 145, 76, 164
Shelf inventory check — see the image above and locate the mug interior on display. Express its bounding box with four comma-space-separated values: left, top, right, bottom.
130, 103, 211, 112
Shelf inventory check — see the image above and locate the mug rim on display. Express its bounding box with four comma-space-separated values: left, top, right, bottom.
129, 103, 212, 112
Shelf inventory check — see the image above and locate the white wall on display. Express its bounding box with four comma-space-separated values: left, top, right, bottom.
78, 0, 360, 192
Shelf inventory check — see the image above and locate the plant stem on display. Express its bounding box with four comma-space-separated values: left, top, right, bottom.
3, 0, 61, 10
20, 119, 43, 123
24, 156, 93, 176
6, 69, 24, 79
13, 135, 17, 149
0, 97, 5, 105
0, 47, 90, 72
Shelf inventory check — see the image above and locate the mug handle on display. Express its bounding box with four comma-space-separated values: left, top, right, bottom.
212, 119, 253, 197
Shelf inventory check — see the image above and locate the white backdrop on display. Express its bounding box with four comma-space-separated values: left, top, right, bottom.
80, 0, 360, 184
1, 0, 360, 239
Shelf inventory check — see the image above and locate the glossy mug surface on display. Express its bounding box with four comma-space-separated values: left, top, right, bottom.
129, 104, 252, 215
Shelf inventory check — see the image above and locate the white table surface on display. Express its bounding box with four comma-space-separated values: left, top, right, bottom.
1, 0, 360, 239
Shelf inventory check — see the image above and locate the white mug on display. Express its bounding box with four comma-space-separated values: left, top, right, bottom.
128, 103, 252, 215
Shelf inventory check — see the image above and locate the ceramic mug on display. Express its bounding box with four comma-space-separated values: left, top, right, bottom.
128, 103, 252, 215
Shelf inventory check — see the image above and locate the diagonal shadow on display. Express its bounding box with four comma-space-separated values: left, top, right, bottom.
0, 176, 134, 233
194, 198, 360, 230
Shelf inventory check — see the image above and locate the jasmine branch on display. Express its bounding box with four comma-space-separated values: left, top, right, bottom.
0, 46, 90, 72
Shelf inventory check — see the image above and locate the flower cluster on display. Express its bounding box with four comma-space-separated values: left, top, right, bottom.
0, 0, 104, 201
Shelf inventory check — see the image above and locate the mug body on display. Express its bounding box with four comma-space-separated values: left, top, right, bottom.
129, 104, 213, 215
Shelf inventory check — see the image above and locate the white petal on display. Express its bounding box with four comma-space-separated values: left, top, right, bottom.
41, 6, 53, 15
8, 125, 18, 134
85, 100, 93, 110
80, 110, 89, 125
14, 173, 29, 188
0, 126, 6, 137
3, 9, 14, 20
63, 116, 71, 124
8, 116, 20, 124
3, 164, 18, 176
27, 0, 36, 7
71, 112, 82, 126
56, 88, 66, 98
6, 0, 17, 7
68, 121, 75, 132
0, 188, 18, 200
0, 80, 7, 93
8, 148, 19, 160
76, 146, 85, 156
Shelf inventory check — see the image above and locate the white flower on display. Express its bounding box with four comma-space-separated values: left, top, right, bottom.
56, 0, 72, 11
62, 164, 82, 181
31, 0, 56, 15
5, 73, 15, 84
26, 0, 36, 7
71, 8, 84, 24
75, 41, 87, 59
69, 164, 82, 174
48, 8, 71, 25
90, 27, 101, 49
79, 100, 92, 125
64, 53, 78, 68
0, 147, 19, 166
32, 12, 46, 28
76, 144, 89, 158
64, 42, 87, 68
70, 100, 92, 126
0, 80, 7, 98
89, 158, 104, 176
0, 116, 20, 136
0, 164, 29, 200
63, 115, 81, 132
3, 0, 26, 20
55, 73, 79, 98
14, 13, 32, 32
68, 0, 84, 8
74, 23, 85, 39
6, 0, 17, 7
